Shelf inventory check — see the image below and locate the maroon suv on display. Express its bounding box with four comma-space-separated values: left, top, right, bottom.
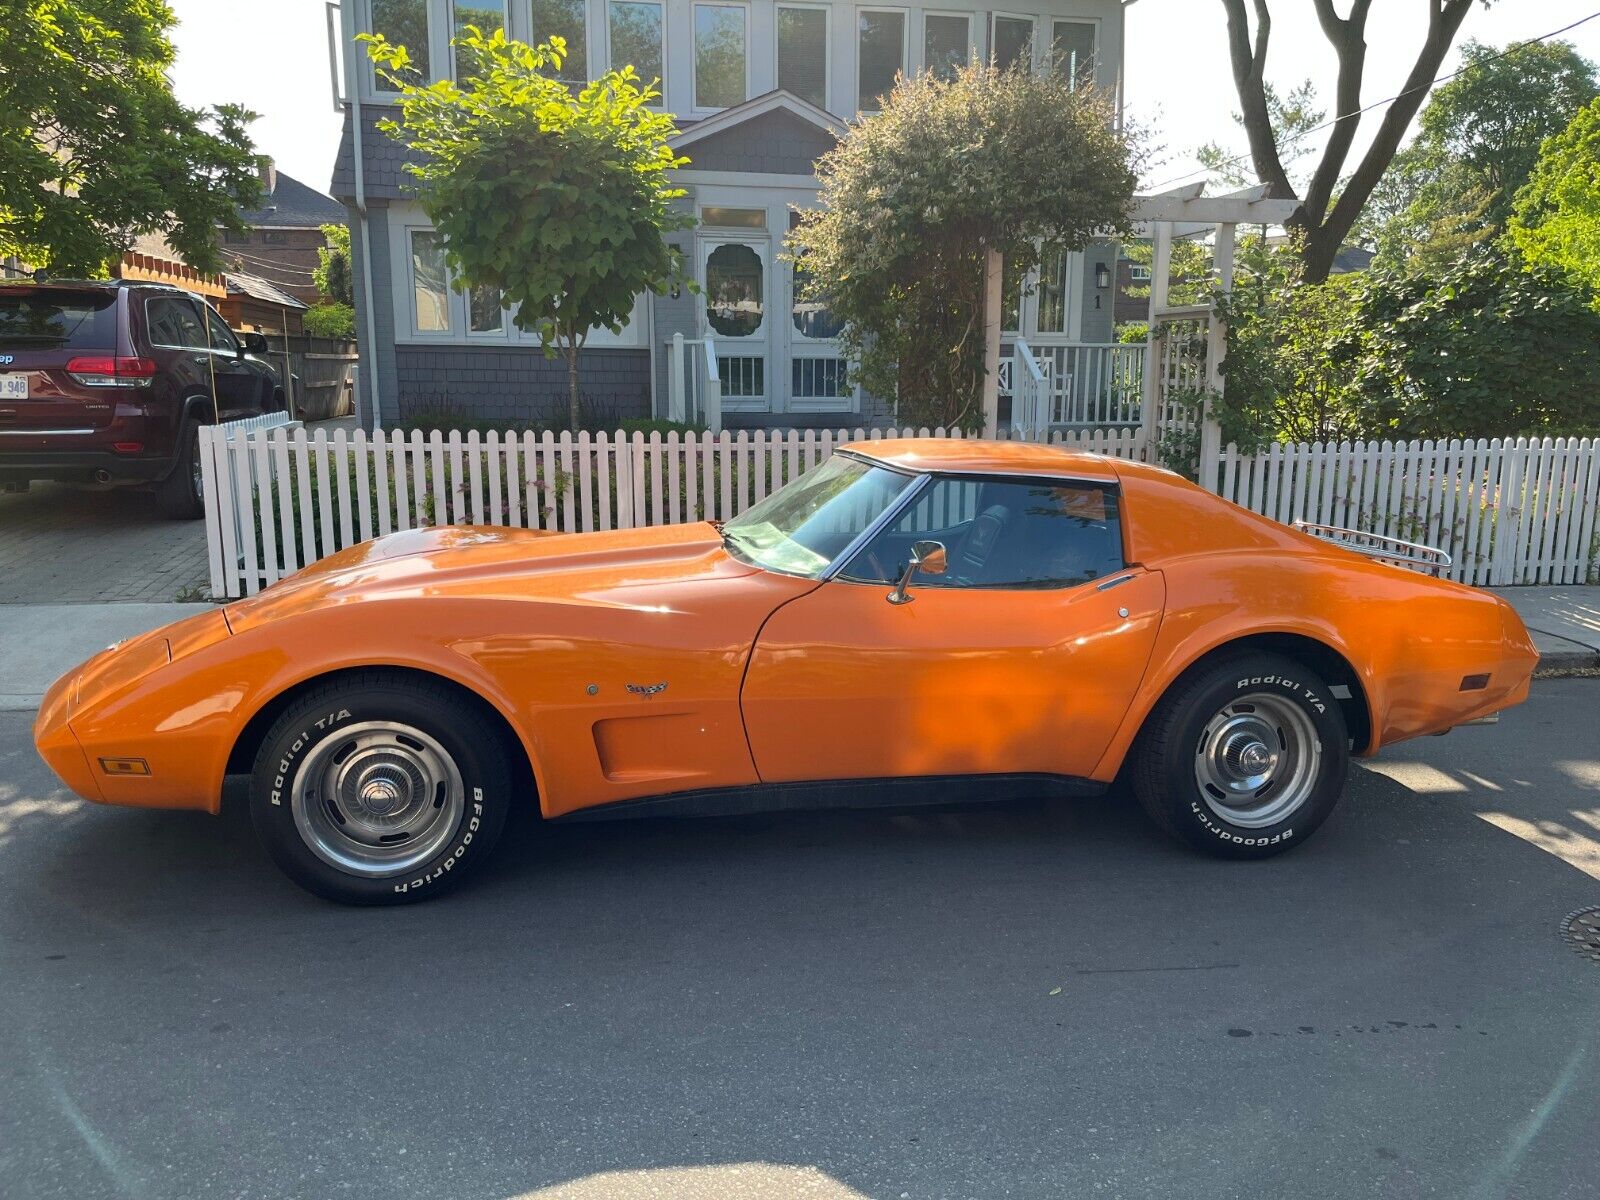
0, 280, 286, 518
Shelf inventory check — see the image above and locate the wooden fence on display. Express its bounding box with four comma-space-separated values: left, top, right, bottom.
1209, 437, 1600, 587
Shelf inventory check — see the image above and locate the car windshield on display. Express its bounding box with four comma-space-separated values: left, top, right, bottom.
720, 454, 914, 577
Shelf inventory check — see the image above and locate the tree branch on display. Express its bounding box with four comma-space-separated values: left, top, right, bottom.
1300, 0, 1373, 225
1318, 0, 1475, 259
1219, 0, 1294, 199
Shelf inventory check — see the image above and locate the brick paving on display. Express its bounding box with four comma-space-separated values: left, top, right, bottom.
0, 482, 211, 603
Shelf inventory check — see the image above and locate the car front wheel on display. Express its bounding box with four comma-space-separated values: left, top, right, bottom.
1131, 652, 1349, 858
248, 673, 513, 904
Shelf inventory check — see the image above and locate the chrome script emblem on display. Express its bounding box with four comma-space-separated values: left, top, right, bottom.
626, 681, 668, 696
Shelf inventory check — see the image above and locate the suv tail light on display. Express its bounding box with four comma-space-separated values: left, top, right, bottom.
65, 356, 157, 388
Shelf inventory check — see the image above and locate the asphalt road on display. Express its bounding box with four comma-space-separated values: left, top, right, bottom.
1, 682, 1597, 1200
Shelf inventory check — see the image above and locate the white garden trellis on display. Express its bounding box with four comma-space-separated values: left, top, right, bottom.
982, 182, 1304, 458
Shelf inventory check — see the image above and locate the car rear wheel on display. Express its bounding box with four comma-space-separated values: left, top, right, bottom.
155, 422, 205, 520
248, 673, 512, 904
1131, 652, 1349, 858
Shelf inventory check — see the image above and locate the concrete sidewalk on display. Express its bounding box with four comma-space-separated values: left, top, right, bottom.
0, 602, 209, 712
1494, 588, 1600, 676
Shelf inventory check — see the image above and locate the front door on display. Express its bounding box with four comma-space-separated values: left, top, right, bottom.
700, 237, 770, 413
740, 474, 1166, 784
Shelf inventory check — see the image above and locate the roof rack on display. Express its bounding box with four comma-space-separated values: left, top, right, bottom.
1292, 521, 1453, 572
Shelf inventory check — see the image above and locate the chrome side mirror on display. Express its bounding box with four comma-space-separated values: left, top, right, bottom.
886, 539, 947, 605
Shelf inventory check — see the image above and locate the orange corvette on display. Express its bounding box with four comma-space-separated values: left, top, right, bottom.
35, 440, 1538, 903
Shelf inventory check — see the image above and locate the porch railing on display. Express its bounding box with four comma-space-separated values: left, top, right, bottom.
664, 333, 722, 431
1032, 341, 1145, 429
1009, 337, 1051, 440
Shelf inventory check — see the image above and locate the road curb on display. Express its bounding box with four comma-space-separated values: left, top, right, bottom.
1535, 652, 1600, 679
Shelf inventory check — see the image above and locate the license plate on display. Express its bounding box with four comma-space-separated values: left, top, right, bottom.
0, 374, 28, 400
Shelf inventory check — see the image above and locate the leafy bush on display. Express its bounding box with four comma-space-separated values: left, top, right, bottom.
303, 301, 355, 340
1213, 244, 1600, 444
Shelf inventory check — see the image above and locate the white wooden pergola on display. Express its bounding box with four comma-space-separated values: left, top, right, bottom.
981, 182, 1303, 449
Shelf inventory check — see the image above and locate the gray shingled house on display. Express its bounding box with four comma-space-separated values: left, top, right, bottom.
330, 0, 1130, 430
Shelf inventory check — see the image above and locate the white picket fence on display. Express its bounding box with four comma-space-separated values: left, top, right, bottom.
199, 424, 1150, 597
1210, 437, 1600, 587
200, 424, 1600, 598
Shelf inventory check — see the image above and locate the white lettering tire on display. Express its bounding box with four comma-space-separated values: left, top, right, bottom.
1131, 652, 1349, 859
249, 672, 512, 904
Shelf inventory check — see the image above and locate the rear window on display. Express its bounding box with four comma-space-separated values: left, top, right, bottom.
0, 290, 118, 351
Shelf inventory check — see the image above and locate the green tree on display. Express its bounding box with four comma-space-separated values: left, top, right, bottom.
1507, 97, 1600, 295
1212, 249, 1367, 448
789, 64, 1138, 431
1374, 39, 1596, 268
0, 0, 262, 275
365, 27, 690, 429
1352, 247, 1600, 437
314, 223, 354, 306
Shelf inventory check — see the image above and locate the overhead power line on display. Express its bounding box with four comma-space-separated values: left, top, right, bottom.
1145, 9, 1600, 192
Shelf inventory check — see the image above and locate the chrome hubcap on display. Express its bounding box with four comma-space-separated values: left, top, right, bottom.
290, 721, 464, 877
1195, 692, 1321, 829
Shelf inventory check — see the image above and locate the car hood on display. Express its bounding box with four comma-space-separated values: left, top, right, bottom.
226, 521, 764, 634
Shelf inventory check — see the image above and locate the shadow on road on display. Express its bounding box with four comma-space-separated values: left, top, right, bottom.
1, 685, 1598, 1199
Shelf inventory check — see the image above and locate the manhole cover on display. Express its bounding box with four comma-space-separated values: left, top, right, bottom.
1560, 906, 1600, 963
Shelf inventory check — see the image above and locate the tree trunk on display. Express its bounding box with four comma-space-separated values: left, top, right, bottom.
565, 332, 581, 432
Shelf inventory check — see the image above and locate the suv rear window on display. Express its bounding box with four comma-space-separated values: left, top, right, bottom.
0, 290, 118, 351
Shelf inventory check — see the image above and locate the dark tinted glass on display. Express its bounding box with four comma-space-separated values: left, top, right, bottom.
146, 296, 208, 349
0, 290, 117, 350
777, 6, 827, 108
846, 476, 1123, 589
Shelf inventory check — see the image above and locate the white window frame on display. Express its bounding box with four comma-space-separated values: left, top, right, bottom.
1128, 263, 1151, 283
365, 0, 442, 96
605, 0, 667, 103
446, 0, 510, 80
774, 2, 830, 111
988, 11, 1038, 72
527, 0, 594, 82
917, 9, 971, 80
401, 223, 457, 339
391, 208, 650, 348
855, 6, 908, 115
1048, 15, 1099, 90
690, 0, 751, 116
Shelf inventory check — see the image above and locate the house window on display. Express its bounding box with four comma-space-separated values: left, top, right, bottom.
701, 206, 767, 229
991, 14, 1033, 72
1051, 19, 1095, 89
532, 0, 587, 81
705, 243, 763, 337
371, 0, 431, 82
609, 0, 663, 86
223, 230, 252, 246
409, 230, 451, 333
260, 230, 288, 246
1037, 248, 1070, 334
453, 0, 505, 79
1129, 263, 1151, 282
468, 283, 503, 334
694, 3, 747, 110
857, 9, 905, 113
777, 6, 828, 110
922, 13, 969, 82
